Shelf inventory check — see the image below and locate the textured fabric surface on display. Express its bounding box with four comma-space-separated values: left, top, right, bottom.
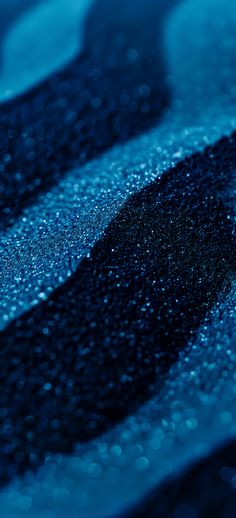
1, 0, 236, 517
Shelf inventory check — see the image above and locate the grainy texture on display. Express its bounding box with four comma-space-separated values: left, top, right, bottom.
1, 0, 236, 517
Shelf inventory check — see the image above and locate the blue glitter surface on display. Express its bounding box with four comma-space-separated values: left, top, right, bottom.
0, 0, 236, 517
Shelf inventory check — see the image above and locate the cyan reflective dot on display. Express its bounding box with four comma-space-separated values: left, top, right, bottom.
135, 457, 149, 472
43, 383, 52, 391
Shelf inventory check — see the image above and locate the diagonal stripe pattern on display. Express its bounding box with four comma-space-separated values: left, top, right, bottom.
0, 0, 236, 517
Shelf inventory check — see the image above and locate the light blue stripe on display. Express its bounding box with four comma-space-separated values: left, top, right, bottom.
0, 0, 93, 102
